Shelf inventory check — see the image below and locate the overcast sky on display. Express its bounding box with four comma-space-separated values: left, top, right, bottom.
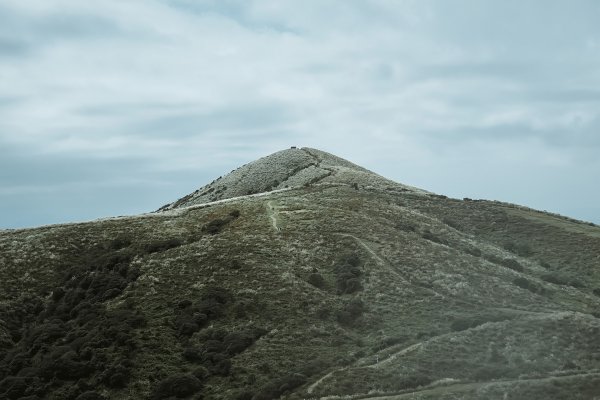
1, 0, 599, 229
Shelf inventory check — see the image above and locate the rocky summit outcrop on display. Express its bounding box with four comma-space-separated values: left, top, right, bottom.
1, 149, 600, 400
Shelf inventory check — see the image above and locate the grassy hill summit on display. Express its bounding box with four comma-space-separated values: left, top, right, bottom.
158, 147, 422, 211
1, 148, 600, 400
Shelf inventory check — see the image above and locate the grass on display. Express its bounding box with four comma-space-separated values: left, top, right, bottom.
1, 182, 600, 399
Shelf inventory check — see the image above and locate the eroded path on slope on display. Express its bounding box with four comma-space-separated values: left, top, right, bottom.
352, 371, 600, 400
266, 200, 281, 232
335, 233, 447, 299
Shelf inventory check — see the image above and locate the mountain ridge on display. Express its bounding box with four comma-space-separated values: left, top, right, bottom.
1, 148, 599, 400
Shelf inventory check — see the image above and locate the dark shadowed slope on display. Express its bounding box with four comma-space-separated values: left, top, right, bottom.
1, 148, 599, 400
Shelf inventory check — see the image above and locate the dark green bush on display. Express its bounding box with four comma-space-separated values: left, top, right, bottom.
450, 318, 472, 332
513, 277, 531, 289
252, 373, 307, 400
51, 288, 65, 301
422, 230, 448, 245
182, 347, 203, 362
541, 272, 584, 288
209, 359, 231, 376
151, 373, 203, 399
396, 373, 432, 390
0, 376, 32, 399
315, 306, 330, 320
484, 254, 523, 272
203, 218, 228, 234
501, 258, 524, 272
513, 277, 544, 294
442, 217, 460, 229
75, 391, 107, 400
372, 336, 407, 351
334, 255, 363, 295
177, 322, 200, 337
235, 390, 254, 400
396, 222, 416, 232
223, 331, 258, 355
0, 243, 146, 399
144, 238, 184, 254
464, 247, 482, 257
503, 241, 533, 257
298, 358, 329, 377
307, 273, 326, 289
177, 299, 193, 309
191, 366, 209, 380
336, 298, 365, 326
472, 365, 512, 381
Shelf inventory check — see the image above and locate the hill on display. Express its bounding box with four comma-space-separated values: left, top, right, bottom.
1, 147, 600, 400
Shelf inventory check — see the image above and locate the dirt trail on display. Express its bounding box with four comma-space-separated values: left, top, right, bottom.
335, 233, 447, 300
266, 201, 281, 232
307, 370, 341, 394
353, 371, 600, 400
371, 342, 423, 368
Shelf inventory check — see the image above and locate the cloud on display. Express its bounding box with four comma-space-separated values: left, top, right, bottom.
1, 0, 599, 227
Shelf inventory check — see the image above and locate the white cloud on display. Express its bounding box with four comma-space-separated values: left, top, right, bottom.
1, 0, 599, 227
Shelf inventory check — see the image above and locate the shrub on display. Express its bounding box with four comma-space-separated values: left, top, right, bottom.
144, 238, 184, 254
484, 254, 523, 272
422, 230, 448, 245
182, 347, 203, 362
177, 322, 200, 337
235, 391, 254, 400
53, 352, 90, 379
203, 218, 228, 234
315, 306, 330, 320
336, 298, 365, 326
151, 373, 203, 399
396, 373, 432, 390
223, 330, 264, 355
464, 247, 482, 257
513, 277, 544, 294
442, 217, 460, 229
51, 288, 65, 301
500, 258, 524, 272
450, 318, 472, 332
513, 277, 531, 289
396, 222, 416, 232
210, 359, 231, 376
298, 359, 329, 377
0, 376, 31, 399
76, 392, 107, 400
106, 237, 132, 251
472, 365, 512, 381
252, 373, 307, 400
191, 366, 210, 380
593, 288, 600, 297
307, 273, 326, 289
0, 243, 146, 399
503, 241, 533, 257
334, 255, 363, 295
541, 272, 584, 288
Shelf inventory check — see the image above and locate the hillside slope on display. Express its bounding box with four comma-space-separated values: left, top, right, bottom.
1, 148, 600, 400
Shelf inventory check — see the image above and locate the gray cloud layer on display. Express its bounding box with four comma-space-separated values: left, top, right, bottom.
1, 0, 599, 228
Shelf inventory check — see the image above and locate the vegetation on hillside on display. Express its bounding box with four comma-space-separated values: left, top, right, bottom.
1, 149, 599, 399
